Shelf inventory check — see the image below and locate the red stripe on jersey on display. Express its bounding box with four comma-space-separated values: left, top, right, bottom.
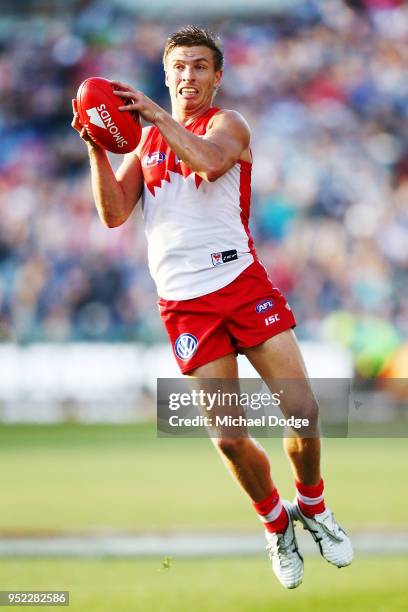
238, 159, 256, 258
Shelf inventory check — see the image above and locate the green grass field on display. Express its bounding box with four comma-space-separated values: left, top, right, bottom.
0, 556, 407, 612
0, 424, 406, 532
0, 424, 407, 611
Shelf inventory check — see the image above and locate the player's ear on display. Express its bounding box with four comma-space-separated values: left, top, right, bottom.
164, 71, 169, 88
214, 69, 223, 92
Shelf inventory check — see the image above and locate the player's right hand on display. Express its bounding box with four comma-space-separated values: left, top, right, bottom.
71, 99, 99, 147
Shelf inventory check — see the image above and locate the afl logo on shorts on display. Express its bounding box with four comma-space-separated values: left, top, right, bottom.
142, 152, 166, 167
256, 300, 274, 313
174, 333, 198, 360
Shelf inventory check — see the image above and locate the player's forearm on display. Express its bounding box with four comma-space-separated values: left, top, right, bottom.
87, 145, 132, 228
153, 110, 224, 181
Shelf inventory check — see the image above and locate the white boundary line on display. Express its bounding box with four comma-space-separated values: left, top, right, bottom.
0, 532, 407, 557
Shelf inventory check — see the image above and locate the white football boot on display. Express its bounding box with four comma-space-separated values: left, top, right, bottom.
292, 500, 353, 567
265, 501, 303, 589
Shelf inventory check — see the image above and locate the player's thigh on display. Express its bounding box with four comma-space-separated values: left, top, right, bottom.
242, 329, 308, 379
188, 354, 249, 445
187, 352, 238, 378
187, 352, 241, 426
243, 329, 318, 424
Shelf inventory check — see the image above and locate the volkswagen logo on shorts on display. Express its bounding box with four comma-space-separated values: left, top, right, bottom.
174, 333, 198, 360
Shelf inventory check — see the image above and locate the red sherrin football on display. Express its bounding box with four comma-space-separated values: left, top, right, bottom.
76, 77, 142, 153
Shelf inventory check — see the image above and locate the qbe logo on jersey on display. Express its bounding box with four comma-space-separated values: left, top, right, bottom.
174, 333, 198, 360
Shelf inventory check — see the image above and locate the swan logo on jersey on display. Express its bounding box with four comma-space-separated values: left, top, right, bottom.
142, 152, 166, 167
174, 333, 198, 360
211, 252, 223, 266
256, 300, 274, 313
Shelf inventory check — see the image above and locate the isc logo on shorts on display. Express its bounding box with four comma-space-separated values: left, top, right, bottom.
265, 314, 280, 326
256, 300, 274, 313
174, 333, 198, 360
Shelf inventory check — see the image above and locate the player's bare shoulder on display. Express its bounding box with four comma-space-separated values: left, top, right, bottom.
207, 109, 251, 163
209, 109, 250, 137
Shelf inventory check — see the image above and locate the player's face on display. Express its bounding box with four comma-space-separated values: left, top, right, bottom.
165, 46, 222, 113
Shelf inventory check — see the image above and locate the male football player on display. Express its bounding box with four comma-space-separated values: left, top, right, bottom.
72, 25, 352, 589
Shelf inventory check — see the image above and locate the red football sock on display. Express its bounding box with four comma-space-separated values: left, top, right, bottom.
253, 488, 289, 534
295, 478, 326, 517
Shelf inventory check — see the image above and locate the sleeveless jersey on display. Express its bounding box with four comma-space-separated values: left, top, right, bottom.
139, 107, 255, 300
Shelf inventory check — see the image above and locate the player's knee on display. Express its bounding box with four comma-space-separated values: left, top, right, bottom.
216, 436, 249, 460
304, 397, 319, 423
291, 396, 319, 425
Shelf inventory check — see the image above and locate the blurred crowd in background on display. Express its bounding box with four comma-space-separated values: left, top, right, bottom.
0, 0, 407, 376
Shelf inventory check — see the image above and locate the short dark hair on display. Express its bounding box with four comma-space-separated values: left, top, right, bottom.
163, 25, 224, 72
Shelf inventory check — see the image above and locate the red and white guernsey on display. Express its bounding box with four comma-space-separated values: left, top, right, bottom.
139, 107, 255, 300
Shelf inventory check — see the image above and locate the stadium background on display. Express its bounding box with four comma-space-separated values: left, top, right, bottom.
0, 0, 407, 610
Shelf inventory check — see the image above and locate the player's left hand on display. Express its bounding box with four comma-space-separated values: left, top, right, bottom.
111, 80, 162, 124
